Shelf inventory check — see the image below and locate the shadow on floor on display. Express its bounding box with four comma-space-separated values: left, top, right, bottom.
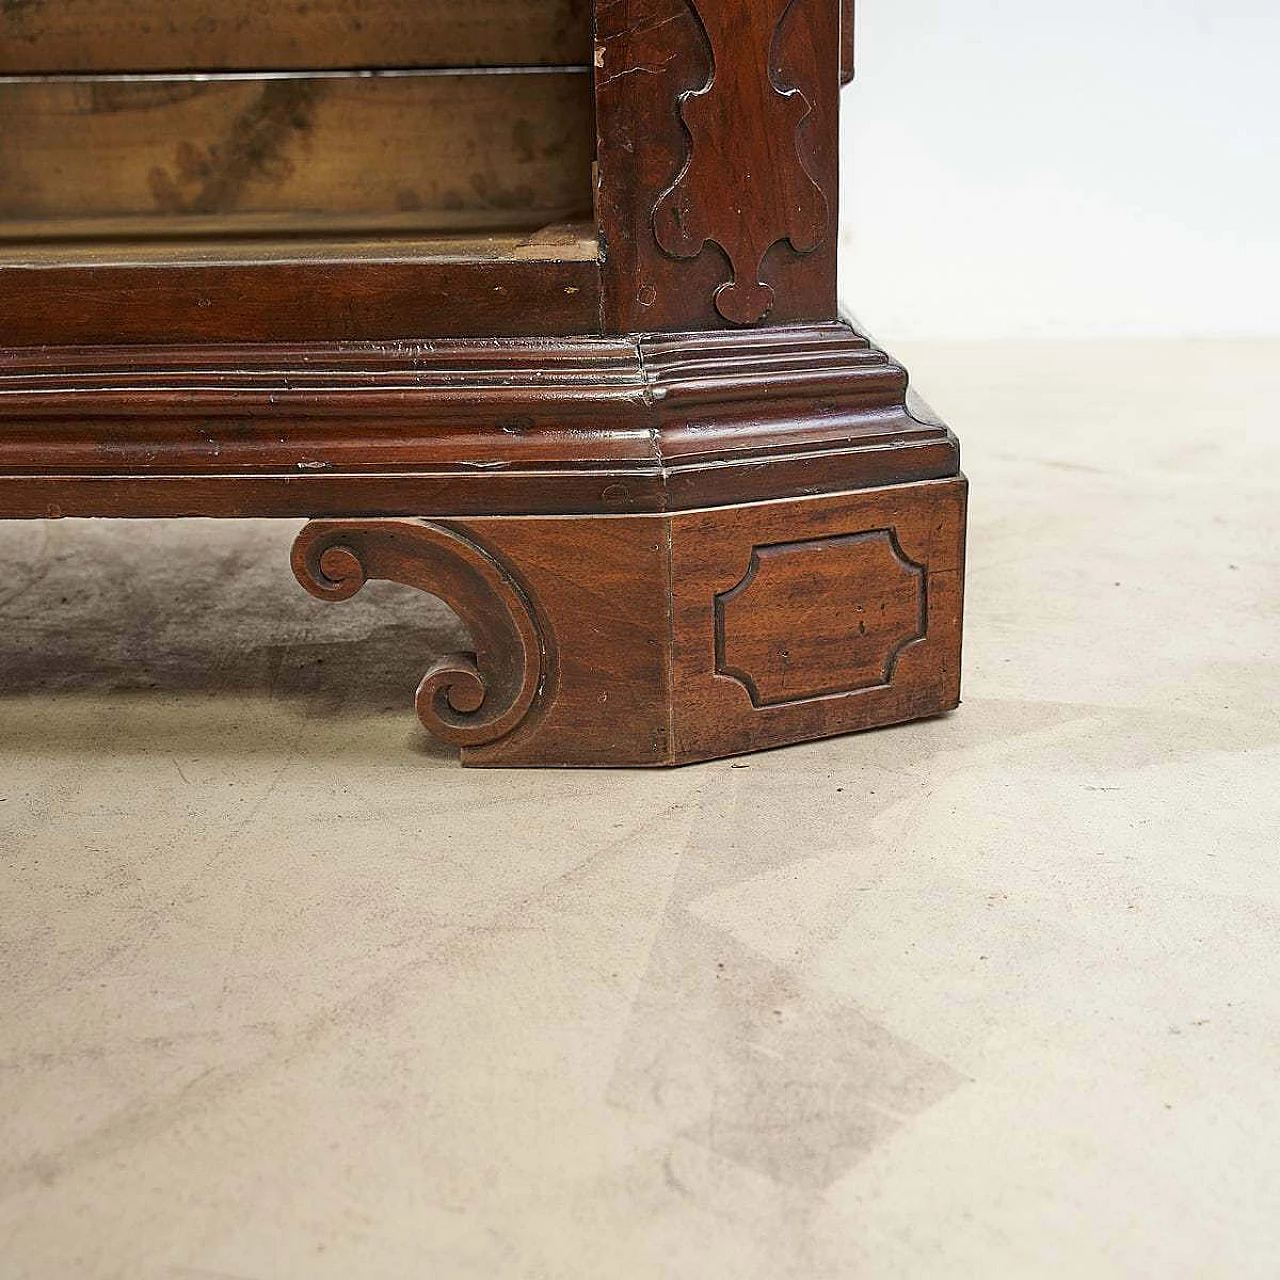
0, 518, 469, 753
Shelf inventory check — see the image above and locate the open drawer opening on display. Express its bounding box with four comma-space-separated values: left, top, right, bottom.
0, 0, 599, 342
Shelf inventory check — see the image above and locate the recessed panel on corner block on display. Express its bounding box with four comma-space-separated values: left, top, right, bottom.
715, 531, 927, 708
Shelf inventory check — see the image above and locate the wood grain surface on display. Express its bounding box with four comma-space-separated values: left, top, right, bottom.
0, 323, 957, 512
668, 480, 966, 763
0, 0, 969, 769
279, 478, 966, 766
0, 0, 592, 73
0, 254, 601, 346
595, 0, 839, 333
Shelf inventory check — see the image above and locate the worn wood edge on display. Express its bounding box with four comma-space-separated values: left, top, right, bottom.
0, 223, 601, 263
660, 694, 960, 769
0, 437, 959, 519
0, 322, 960, 515
0, 257, 603, 346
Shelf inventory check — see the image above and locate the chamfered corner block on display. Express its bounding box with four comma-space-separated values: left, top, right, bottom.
288, 475, 966, 768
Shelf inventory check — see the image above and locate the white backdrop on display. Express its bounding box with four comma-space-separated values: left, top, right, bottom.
838, 0, 1280, 339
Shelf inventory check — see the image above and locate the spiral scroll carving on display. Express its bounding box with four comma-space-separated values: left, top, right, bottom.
291, 519, 545, 749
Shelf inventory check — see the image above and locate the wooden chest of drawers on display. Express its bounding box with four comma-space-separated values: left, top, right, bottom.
0, 0, 966, 766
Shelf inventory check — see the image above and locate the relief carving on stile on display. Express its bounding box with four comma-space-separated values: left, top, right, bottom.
652, 0, 829, 324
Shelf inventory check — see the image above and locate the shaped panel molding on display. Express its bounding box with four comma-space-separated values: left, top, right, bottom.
715, 529, 926, 706
653, 0, 829, 324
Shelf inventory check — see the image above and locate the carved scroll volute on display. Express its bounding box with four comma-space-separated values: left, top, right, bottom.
653, 0, 830, 324
291, 519, 544, 748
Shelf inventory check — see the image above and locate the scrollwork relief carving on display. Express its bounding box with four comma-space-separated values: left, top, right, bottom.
291, 518, 545, 748
653, 0, 830, 324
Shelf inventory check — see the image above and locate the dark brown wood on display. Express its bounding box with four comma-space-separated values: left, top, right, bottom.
284, 479, 966, 766
292, 519, 544, 748
594, 0, 839, 332
0, 0, 968, 768
668, 480, 965, 763
651, 0, 829, 324
715, 531, 924, 706
0, 0, 592, 73
293, 512, 674, 764
0, 239, 600, 345
0, 323, 957, 515
842, 0, 856, 84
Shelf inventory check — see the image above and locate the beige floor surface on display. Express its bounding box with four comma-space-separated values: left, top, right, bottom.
0, 341, 1277, 1279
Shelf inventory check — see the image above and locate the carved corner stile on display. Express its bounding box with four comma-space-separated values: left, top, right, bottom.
652, 0, 830, 324
291, 519, 546, 751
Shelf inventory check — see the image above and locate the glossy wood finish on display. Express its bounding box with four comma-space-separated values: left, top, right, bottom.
284, 479, 966, 766
651, 0, 829, 324
0, 0, 968, 766
595, 0, 838, 333
0, 323, 957, 516
0, 235, 600, 345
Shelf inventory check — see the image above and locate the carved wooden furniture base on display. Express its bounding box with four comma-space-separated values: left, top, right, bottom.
0, 0, 967, 766
291, 480, 965, 767
0, 321, 966, 767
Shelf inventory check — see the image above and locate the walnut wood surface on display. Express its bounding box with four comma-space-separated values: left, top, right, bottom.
0, 323, 958, 516
286, 478, 966, 766
0, 224, 600, 265
0, 0, 845, 339
0, 252, 600, 346
652, 0, 829, 324
0, 0, 970, 768
715, 529, 925, 706
595, 0, 839, 332
842, 0, 856, 84
292, 519, 545, 747
0, 73, 593, 240
668, 480, 965, 763
0, 0, 592, 73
